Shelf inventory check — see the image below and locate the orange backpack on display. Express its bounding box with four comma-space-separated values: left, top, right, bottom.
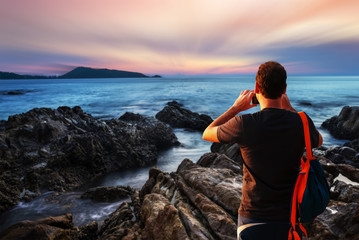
288, 112, 330, 240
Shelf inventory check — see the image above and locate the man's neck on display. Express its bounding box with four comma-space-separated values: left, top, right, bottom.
258, 95, 282, 110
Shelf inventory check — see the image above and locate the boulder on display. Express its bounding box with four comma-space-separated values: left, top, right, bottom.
322, 106, 359, 140
155, 101, 213, 131
0, 106, 179, 213
137, 156, 241, 239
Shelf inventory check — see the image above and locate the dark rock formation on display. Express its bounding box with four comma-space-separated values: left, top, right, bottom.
0, 107, 178, 214
98, 200, 142, 240
155, 101, 213, 131
0, 213, 97, 240
211, 142, 244, 166
315, 140, 359, 168
322, 106, 359, 140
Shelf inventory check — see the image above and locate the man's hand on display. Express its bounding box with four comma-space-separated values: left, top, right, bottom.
232, 90, 257, 113
281, 94, 296, 112
202, 90, 256, 143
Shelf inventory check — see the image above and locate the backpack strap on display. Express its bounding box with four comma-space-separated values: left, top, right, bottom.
298, 112, 315, 161
289, 112, 313, 240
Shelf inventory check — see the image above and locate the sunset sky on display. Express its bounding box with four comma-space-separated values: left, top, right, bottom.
1, 0, 358, 75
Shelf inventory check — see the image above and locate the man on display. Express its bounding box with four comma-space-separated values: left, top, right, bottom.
202, 61, 322, 240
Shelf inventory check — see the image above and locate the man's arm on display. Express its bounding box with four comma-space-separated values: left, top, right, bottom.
202, 90, 256, 142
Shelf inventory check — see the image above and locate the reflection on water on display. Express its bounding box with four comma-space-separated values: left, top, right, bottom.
0, 191, 127, 232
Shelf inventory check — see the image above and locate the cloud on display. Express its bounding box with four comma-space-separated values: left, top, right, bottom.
0, 0, 358, 74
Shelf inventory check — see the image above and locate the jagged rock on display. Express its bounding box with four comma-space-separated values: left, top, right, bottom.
324, 145, 359, 167
98, 201, 141, 240
141, 193, 189, 240
211, 142, 244, 165
194, 193, 237, 240
307, 201, 359, 240
197, 152, 242, 174
0, 213, 96, 240
178, 159, 242, 217
155, 101, 213, 131
331, 180, 359, 203
138, 156, 242, 239
0, 106, 179, 213
119, 112, 180, 149
344, 138, 359, 152
81, 186, 135, 202
322, 106, 359, 140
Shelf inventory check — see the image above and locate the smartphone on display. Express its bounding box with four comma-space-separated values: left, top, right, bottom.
252, 95, 259, 104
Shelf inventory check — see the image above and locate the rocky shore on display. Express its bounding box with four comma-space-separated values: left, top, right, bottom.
1, 104, 359, 240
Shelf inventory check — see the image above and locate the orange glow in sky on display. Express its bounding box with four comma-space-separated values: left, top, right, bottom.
1, 0, 359, 75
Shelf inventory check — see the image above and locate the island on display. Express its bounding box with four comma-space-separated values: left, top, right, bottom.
0, 67, 161, 79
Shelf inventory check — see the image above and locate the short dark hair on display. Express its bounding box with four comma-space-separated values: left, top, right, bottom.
256, 61, 287, 99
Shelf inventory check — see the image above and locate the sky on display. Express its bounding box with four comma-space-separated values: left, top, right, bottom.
0, 0, 359, 76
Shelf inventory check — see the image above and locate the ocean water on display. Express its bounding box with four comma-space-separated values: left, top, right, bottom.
0, 75, 358, 230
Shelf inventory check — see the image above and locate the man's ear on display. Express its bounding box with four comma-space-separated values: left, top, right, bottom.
255, 82, 259, 93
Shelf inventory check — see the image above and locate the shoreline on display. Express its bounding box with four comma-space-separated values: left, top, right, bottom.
1, 104, 359, 239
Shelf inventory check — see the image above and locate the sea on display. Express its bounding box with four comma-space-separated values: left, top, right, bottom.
0, 75, 358, 230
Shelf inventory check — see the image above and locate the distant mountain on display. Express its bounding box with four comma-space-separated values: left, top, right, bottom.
0, 67, 161, 79
59, 67, 151, 79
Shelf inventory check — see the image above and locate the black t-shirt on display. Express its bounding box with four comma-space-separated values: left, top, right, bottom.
217, 108, 320, 222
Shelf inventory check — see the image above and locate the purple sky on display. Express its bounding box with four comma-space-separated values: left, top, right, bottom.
1, 0, 358, 75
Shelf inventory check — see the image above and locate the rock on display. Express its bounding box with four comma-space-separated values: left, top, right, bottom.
197, 152, 242, 174
330, 180, 359, 203
155, 101, 213, 131
137, 156, 241, 239
178, 159, 242, 217
194, 193, 237, 240
98, 201, 141, 240
210, 142, 244, 165
344, 138, 359, 152
0, 106, 179, 213
324, 145, 359, 168
0, 213, 85, 240
119, 112, 180, 149
141, 193, 189, 240
307, 201, 359, 240
322, 106, 359, 140
81, 186, 135, 202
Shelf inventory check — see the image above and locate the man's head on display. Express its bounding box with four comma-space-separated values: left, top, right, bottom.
255, 61, 287, 99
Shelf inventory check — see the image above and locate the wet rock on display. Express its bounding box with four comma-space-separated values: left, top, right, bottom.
155, 101, 213, 131
322, 106, 359, 140
81, 186, 135, 202
119, 112, 180, 149
0, 106, 179, 213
